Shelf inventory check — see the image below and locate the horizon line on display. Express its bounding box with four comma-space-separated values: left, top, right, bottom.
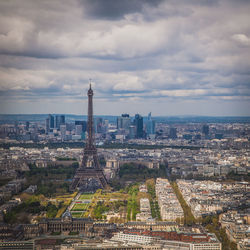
1, 113, 250, 118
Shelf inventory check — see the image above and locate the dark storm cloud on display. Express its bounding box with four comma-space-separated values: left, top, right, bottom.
80, 0, 163, 20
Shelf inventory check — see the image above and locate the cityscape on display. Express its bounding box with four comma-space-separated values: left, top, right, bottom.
0, 0, 250, 250
0, 85, 249, 250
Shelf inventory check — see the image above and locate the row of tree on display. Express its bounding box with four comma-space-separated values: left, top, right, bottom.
201, 215, 237, 250
127, 184, 139, 221
170, 181, 196, 225
170, 181, 237, 249
93, 201, 110, 220
0, 141, 203, 150
146, 179, 161, 220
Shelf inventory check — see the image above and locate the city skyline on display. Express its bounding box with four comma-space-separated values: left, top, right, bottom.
0, 0, 250, 116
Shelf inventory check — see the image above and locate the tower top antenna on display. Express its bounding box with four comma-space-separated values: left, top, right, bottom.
89, 78, 92, 89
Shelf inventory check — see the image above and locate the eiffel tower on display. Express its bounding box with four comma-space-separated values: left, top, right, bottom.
70, 83, 108, 192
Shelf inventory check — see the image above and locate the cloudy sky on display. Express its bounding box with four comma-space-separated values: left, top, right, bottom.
0, 0, 250, 116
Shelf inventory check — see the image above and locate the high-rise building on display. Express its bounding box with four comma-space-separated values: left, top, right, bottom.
117, 114, 131, 130
146, 112, 155, 136
134, 114, 143, 138
117, 117, 122, 129
103, 119, 109, 133
45, 118, 50, 134
25, 121, 30, 131
55, 115, 65, 129
75, 121, 87, 133
48, 114, 54, 129
148, 112, 151, 120
129, 125, 136, 139
169, 127, 177, 139
202, 124, 209, 139
75, 125, 83, 136
121, 114, 131, 130
60, 124, 66, 140
55, 116, 60, 129
95, 117, 103, 133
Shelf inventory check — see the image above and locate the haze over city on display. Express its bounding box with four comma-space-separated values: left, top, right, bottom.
0, 0, 250, 116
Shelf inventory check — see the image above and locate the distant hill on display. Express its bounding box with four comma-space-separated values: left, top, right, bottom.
0, 114, 117, 124
0, 114, 249, 124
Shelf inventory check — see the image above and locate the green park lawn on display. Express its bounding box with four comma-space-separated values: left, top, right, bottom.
72, 203, 89, 211
79, 193, 94, 200
71, 212, 83, 218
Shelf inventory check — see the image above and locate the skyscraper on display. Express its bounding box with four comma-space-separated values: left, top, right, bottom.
117, 114, 131, 130
134, 114, 143, 138
48, 114, 54, 129
45, 118, 50, 134
202, 124, 209, 139
146, 112, 155, 137
75, 120, 87, 133
75, 125, 83, 136
25, 121, 29, 131
169, 127, 177, 139
129, 125, 136, 139
60, 124, 67, 141
103, 119, 109, 133
95, 117, 103, 133
55, 115, 65, 129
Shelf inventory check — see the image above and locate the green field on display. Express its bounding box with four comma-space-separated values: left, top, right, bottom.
72, 203, 89, 211
71, 212, 83, 218
79, 193, 94, 200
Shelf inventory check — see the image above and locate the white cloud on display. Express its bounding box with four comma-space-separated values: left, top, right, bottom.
232, 34, 250, 46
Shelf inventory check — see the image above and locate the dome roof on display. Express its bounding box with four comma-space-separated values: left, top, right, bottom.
61, 210, 72, 221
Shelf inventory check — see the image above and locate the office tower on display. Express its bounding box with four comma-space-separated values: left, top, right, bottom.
25, 121, 29, 131
202, 124, 209, 138
45, 118, 50, 134
104, 119, 109, 127
129, 125, 136, 139
55, 116, 60, 129
70, 84, 107, 192
33, 123, 38, 133
95, 117, 103, 133
75, 120, 87, 132
117, 114, 131, 130
122, 114, 131, 130
55, 115, 65, 129
169, 127, 177, 139
103, 119, 109, 133
60, 124, 66, 140
117, 117, 122, 129
148, 112, 151, 120
134, 114, 143, 138
48, 114, 54, 129
66, 123, 75, 132
146, 112, 155, 136
14, 121, 20, 135
75, 125, 83, 136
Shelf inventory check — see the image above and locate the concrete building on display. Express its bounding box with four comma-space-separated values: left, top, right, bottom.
112, 232, 154, 244
155, 178, 184, 222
